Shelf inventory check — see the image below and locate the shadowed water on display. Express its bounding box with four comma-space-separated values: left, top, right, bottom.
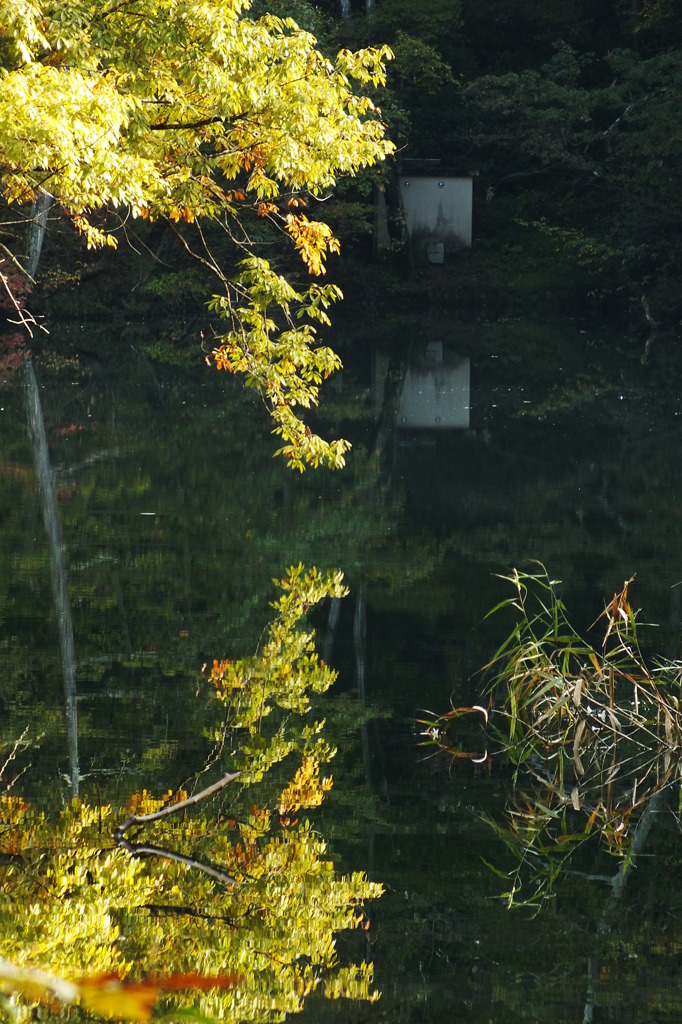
3, 314, 682, 1022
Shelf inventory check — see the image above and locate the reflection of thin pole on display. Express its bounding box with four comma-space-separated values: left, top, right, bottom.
24, 359, 79, 796
353, 583, 375, 962
370, 350, 407, 462
354, 586, 366, 698
354, 584, 371, 790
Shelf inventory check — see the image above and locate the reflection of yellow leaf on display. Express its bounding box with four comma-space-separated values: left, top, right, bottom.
155, 972, 241, 993
0, 961, 240, 1023
278, 756, 332, 818
77, 976, 159, 1022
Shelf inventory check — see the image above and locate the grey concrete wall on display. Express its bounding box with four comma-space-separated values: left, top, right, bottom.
399, 176, 472, 254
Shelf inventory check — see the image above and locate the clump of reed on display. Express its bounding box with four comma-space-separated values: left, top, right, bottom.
420, 565, 682, 909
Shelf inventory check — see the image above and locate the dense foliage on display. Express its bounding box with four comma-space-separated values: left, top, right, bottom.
0, 0, 393, 468
5, 0, 681, 367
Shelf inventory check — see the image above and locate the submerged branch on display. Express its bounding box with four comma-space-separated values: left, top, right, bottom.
602, 785, 668, 925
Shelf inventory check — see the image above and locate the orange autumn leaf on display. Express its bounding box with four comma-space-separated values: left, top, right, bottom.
284, 214, 340, 276
76, 972, 241, 1022
0, 959, 241, 1022
168, 206, 195, 223
257, 201, 278, 216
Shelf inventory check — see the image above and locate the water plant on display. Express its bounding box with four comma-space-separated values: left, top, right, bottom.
420, 565, 682, 910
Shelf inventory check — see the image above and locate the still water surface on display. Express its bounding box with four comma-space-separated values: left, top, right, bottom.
3, 314, 682, 1021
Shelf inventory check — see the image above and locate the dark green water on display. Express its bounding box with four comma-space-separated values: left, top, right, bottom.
3, 314, 682, 1021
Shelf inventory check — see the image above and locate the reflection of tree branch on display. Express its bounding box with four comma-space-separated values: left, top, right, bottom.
115, 771, 241, 834
583, 786, 668, 1023
143, 903, 239, 924
0, 726, 31, 788
601, 785, 667, 922
116, 837, 238, 886
113, 771, 241, 886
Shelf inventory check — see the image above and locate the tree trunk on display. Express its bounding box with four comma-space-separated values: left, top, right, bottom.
25, 189, 53, 280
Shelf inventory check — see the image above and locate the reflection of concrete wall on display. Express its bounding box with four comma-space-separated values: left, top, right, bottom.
399, 354, 470, 429
375, 187, 391, 253
374, 345, 471, 429
400, 177, 472, 258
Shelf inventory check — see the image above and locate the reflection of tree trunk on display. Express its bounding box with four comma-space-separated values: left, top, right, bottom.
582, 958, 595, 1024
24, 360, 80, 796
25, 190, 52, 280
602, 786, 666, 919
114, 572, 133, 659
582, 787, 667, 1022
370, 351, 407, 463
323, 596, 342, 665
340, 0, 350, 18
354, 584, 371, 789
